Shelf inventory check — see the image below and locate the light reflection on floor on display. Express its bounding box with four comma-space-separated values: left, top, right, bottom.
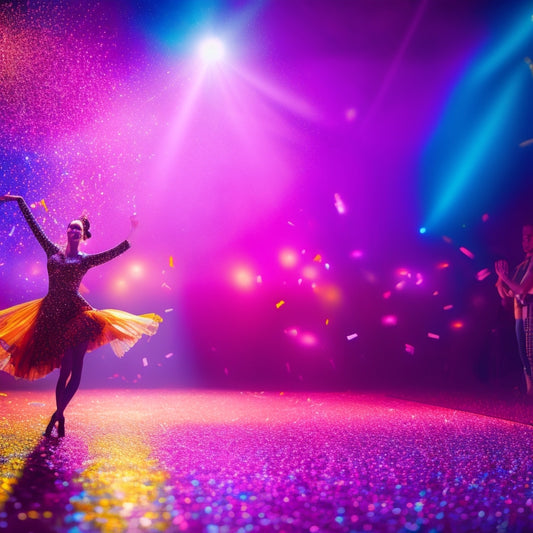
1, 389, 532, 532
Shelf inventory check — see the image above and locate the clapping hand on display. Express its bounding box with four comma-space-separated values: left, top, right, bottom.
495, 259, 509, 279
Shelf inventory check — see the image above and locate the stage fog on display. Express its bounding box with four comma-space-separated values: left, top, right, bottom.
1, 0, 532, 393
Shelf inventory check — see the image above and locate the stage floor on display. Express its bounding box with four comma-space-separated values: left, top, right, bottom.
1, 389, 532, 532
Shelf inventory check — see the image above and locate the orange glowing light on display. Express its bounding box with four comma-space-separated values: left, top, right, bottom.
302, 265, 319, 280
279, 248, 299, 268
233, 267, 255, 290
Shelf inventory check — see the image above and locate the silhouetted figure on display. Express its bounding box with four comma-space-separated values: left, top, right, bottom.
495, 224, 533, 396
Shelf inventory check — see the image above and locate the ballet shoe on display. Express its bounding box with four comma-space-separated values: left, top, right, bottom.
43, 412, 65, 438
44, 412, 58, 437
57, 416, 65, 438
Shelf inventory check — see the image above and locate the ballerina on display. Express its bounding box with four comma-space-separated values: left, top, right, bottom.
0, 194, 162, 437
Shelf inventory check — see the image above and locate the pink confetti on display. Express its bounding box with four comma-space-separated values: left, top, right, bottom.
165, 353, 174, 359
383, 291, 392, 299
476, 268, 490, 281
443, 304, 453, 311
142, 357, 148, 367
334, 193, 347, 214
459, 246, 475, 259
346, 333, 358, 341
405, 344, 415, 355
427, 332, 440, 340
482, 213, 489, 222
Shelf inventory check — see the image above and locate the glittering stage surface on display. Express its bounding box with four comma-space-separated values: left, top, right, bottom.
1, 390, 532, 533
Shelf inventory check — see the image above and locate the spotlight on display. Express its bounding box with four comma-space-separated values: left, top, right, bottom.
198, 37, 225, 64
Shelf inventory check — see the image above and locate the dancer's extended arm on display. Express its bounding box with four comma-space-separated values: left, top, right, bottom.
0, 194, 58, 256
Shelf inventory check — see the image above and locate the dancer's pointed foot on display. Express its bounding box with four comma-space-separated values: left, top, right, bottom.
44, 412, 58, 437
57, 416, 65, 438
44, 412, 65, 437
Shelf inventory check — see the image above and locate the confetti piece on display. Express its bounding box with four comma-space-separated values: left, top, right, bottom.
161, 282, 172, 290
40, 199, 48, 212
142, 357, 148, 367
313, 254, 322, 263
256, 275, 263, 284
325, 318, 329, 325
443, 304, 453, 310
459, 247, 474, 259
482, 213, 489, 222
451, 321, 464, 329
334, 193, 347, 214
169, 256, 174, 268
0, 392, 7, 397
276, 300, 285, 309
8, 226, 15, 237
519, 139, 533, 147
346, 333, 358, 341
383, 291, 392, 299
415, 273, 423, 285
405, 344, 415, 355
164, 353, 174, 359
164, 308, 174, 313
476, 268, 491, 281
427, 332, 440, 339
437, 262, 449, 269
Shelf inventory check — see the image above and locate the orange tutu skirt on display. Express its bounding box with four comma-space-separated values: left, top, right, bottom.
0, 297, 162, 380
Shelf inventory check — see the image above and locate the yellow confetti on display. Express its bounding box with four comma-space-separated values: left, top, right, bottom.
276, 300, 285, 309
40, 199, 48, 212
169, 256, 174, 268
313, 254, 322, 263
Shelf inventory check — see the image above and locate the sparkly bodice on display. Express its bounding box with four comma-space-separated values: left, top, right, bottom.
17, 197, 130, 297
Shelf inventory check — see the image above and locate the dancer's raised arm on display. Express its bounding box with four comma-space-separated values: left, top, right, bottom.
0, 194, 58, 256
